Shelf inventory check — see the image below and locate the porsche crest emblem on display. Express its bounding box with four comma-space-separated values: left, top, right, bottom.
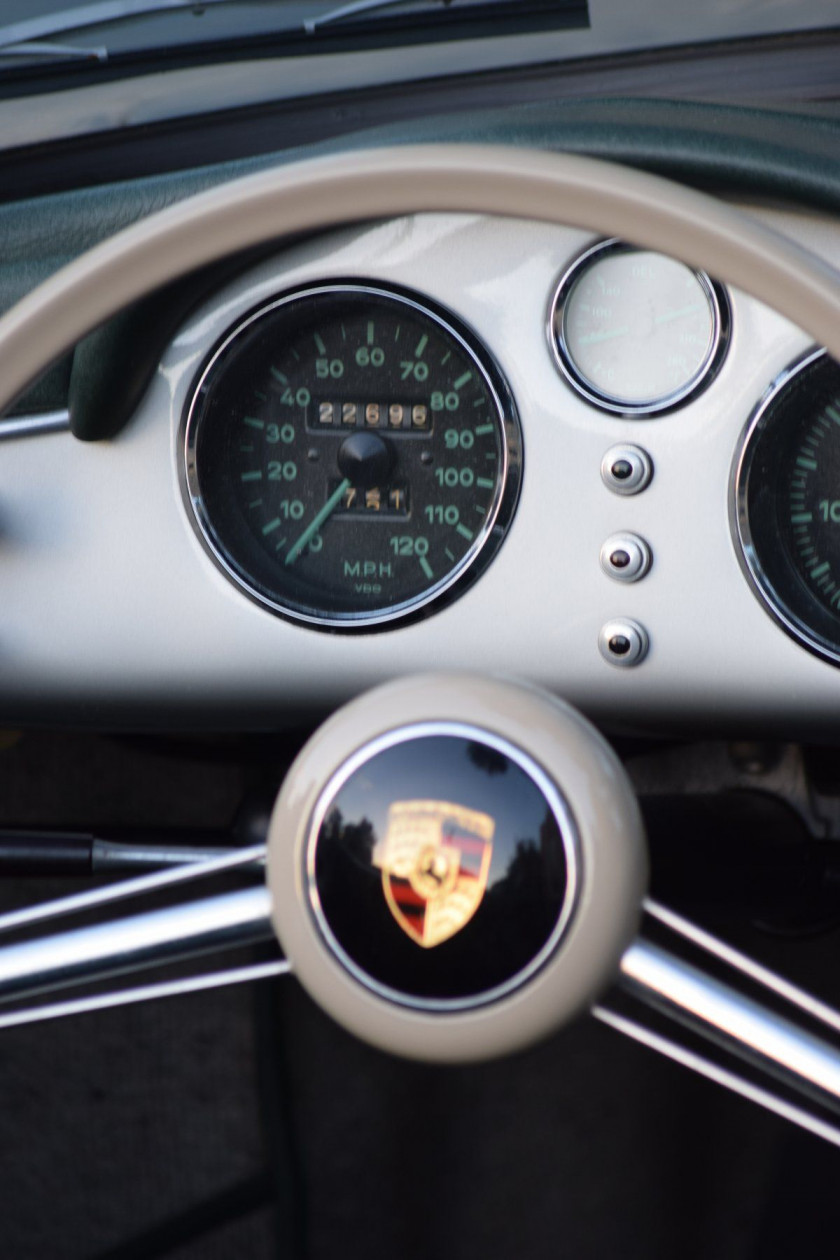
374, 799, 495, 948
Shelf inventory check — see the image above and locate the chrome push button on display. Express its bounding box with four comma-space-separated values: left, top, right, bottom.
600, 533, 652, 583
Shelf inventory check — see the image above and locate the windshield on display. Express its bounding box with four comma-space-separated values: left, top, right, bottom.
2, 0, 835, 67
1, 0, 836, 155
0, 0, 589, 65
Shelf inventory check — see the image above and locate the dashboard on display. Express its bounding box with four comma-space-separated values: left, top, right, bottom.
2, 24, 840, 1253
1, 183, 840, 733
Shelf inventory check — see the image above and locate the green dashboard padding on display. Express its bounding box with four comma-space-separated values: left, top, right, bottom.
3, 97, 840, 428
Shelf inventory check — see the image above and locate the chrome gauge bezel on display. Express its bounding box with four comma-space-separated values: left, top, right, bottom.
549, 238, 730, 416
733, 346, 840, 667
181, 281, 522, 632
303, 720, 581, 1013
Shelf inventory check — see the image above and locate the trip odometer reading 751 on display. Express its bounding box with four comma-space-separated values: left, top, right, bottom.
183, 284, 521, 629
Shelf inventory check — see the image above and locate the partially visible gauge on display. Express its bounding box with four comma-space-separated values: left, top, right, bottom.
183, 284, 520, 629
735, 349, 840, 665
550, 239, 729, 415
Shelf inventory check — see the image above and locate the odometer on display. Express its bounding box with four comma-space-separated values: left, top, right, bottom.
736, 349, 840, 664
183, 284, 520, 629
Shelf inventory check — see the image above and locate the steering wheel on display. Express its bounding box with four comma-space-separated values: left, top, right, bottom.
2, 146, 840, 1149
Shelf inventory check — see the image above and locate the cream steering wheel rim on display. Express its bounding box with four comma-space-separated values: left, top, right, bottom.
0, 144, 839, 418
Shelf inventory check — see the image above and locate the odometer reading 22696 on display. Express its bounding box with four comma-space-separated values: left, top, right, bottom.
183, 285, 521, 628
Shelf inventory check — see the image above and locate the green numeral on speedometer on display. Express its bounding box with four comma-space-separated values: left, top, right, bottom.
431, 391, 459, 411
435, 467, 474, 487
425, 505, 460, 525
444, 429, 474, 449
266, 423, 295, 443
280, 387, 311, 407
400, 360, 429, 381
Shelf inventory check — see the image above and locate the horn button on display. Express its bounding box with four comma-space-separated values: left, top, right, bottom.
307, 726, 578, 1008
268, 675, 646, 1062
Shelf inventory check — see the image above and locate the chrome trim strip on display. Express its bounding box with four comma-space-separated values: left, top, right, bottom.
91, 838, 263, 872
0, 409, 70, 440
593, 1005, 840, 1151
619, 938, 840, 1104
1, 42, 107, 60
303, 719, 580, 1013
644, 898, 840, 1038
0, 958, 290, 1031
0, 842, 265, 936
0, 885, 274, 1005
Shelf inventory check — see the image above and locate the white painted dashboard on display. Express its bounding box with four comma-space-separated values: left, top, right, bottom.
2, 201, 840, 731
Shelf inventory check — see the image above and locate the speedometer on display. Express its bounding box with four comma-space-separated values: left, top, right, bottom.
182, 284, 521, 629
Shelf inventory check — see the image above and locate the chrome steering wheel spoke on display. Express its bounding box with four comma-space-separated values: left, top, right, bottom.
597, 898, 840, 1148
0, 842, 283, 1030
4, 678, 840, 1159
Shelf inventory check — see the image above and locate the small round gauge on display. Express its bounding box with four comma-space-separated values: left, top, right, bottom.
550, 239, 729, 415
183, 283, 521, 630
735, 349, 840, 665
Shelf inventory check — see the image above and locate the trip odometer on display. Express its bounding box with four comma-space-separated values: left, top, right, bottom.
183, 284, 520, 629
735, 350, 840, 664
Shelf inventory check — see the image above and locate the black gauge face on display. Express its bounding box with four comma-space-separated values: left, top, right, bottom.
183, 284, 520, 629
736, 351, 840, 662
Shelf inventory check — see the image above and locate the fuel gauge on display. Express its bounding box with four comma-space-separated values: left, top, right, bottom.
551, 239, 729, 415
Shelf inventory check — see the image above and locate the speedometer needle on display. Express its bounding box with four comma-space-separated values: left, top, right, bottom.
285, 478, 351, 566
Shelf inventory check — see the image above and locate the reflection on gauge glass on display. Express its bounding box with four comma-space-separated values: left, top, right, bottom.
735, 349, 840, 665
551, 239, 728, 414
306, 725, 577, 1010
183, 283, 521, 630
